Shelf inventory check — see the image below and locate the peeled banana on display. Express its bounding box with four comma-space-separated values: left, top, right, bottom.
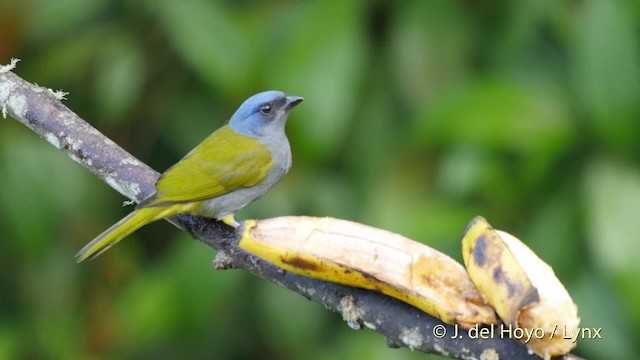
238, 216, 497, 328
238, 215, 580, 358
462, 216, 580, 359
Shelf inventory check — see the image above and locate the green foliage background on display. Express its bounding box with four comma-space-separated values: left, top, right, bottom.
1, 1, 639, 359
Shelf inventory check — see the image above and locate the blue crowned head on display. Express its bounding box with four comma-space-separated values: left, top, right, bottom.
229, 91, 303, 138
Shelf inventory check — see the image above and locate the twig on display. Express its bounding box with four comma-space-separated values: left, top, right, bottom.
0, 68, 583, 360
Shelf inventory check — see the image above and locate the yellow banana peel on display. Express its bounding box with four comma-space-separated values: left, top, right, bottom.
461, 216, 580, 359
238, 215, 580, 358
239, 216, 497, 328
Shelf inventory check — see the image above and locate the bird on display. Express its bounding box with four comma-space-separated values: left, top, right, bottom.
75, 90, 303, 262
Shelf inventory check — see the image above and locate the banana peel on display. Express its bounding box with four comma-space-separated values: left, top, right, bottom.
462, 216, 580, 359
239, 216, 497, 328
238, 215, 579, 358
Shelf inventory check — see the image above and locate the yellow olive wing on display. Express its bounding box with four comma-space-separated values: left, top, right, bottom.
146, 126, 272, 206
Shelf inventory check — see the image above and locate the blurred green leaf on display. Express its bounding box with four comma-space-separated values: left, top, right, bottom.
116, 239, 241, 350
20, 250, 82, 359
149, 0, 252, 97
0, 126, 92, 256
0, 327, 19, 360
342, 74, 402, 201
435, 145, 491, 200
361, 157, 478, 257
158, 89, 227, 158
24, 26, 105, 86
256, 281, 330, 357
264, 0, 367, 161
93, 33, 146, 125
389, 1, 472, 106
521, 186, 579, 279
414, 77, 574, 157
616, 271, 640, 341
571, 273, 637, 359
25, 0, 107, 42
583, 158, 640, 275
318, 327, 433, 360
572, 0, 640, 153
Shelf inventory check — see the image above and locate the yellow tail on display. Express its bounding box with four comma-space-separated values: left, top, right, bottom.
75, 207, 163, 262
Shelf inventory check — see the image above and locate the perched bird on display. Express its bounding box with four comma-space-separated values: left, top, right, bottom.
76, 91, 303, 262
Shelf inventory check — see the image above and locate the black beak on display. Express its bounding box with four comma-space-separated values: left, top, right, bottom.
285, 95, 304, 110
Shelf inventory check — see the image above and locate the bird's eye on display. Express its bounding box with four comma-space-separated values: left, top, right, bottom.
259, 105, 272, 115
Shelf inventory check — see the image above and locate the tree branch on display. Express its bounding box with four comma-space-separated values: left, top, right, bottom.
0, 69, 584, 360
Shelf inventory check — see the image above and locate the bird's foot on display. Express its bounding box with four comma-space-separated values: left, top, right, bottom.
221, 214, 240, 228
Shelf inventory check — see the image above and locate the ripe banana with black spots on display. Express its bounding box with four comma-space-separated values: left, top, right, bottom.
462, 216, 580, 359
238, 216, 497, 328
239, 215, 579, 358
